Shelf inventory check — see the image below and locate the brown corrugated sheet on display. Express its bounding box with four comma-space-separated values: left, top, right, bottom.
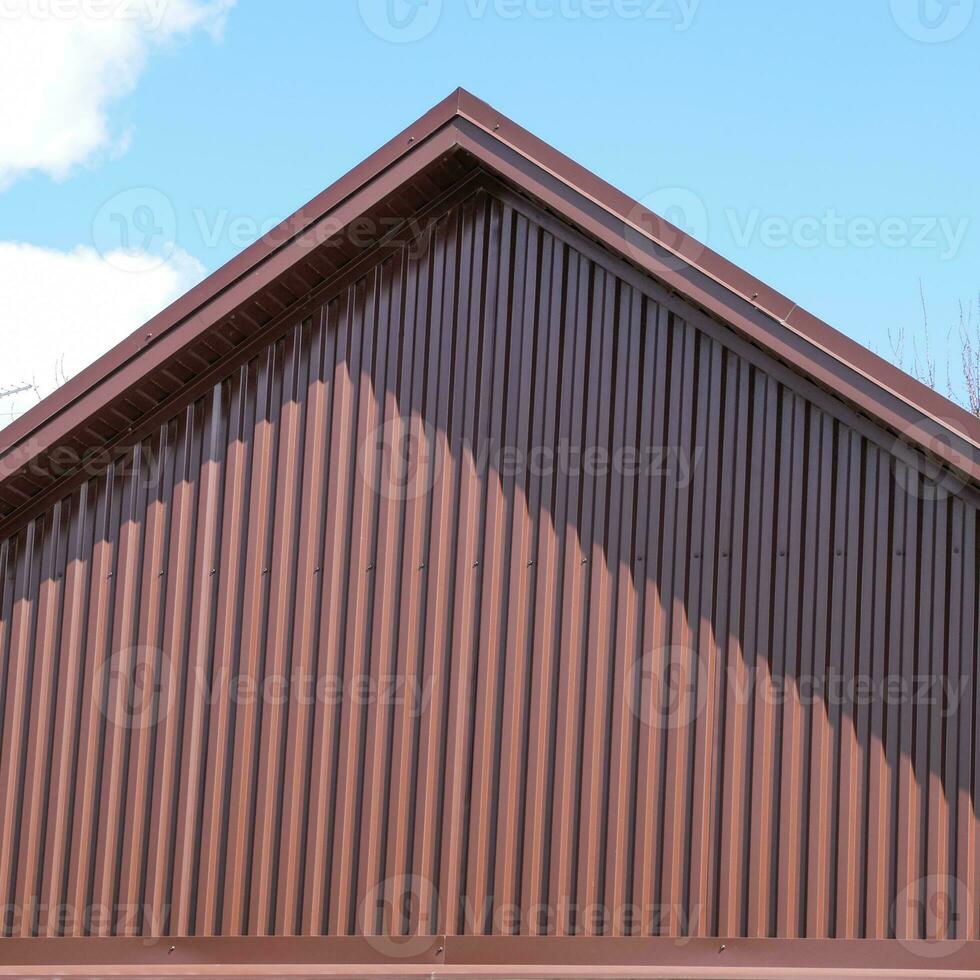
1, 173, 978, 957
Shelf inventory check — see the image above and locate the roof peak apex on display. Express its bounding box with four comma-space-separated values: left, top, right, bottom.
2, 89, 978, 523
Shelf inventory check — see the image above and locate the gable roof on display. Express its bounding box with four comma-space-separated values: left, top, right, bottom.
2, 87, 978, 532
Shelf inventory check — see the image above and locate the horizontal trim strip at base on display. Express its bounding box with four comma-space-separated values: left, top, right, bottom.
0, 937, 978, 978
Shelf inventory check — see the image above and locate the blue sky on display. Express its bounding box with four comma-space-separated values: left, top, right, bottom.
1, 0, 978, 417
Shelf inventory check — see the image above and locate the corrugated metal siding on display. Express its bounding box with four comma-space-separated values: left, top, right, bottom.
0, 185, 978, 942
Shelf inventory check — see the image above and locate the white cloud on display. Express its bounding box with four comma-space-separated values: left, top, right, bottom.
0, 0, 232, 427
0, 1, 233, 427
0, 241, 206, 423
0, 0, 235, 187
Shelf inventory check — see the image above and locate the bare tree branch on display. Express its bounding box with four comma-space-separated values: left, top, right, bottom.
956, 298, 980, 416
0, 356, 66, 426
890, 283, 980, 419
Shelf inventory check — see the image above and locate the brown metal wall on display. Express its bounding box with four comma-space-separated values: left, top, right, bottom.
0, 184, 978, 942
